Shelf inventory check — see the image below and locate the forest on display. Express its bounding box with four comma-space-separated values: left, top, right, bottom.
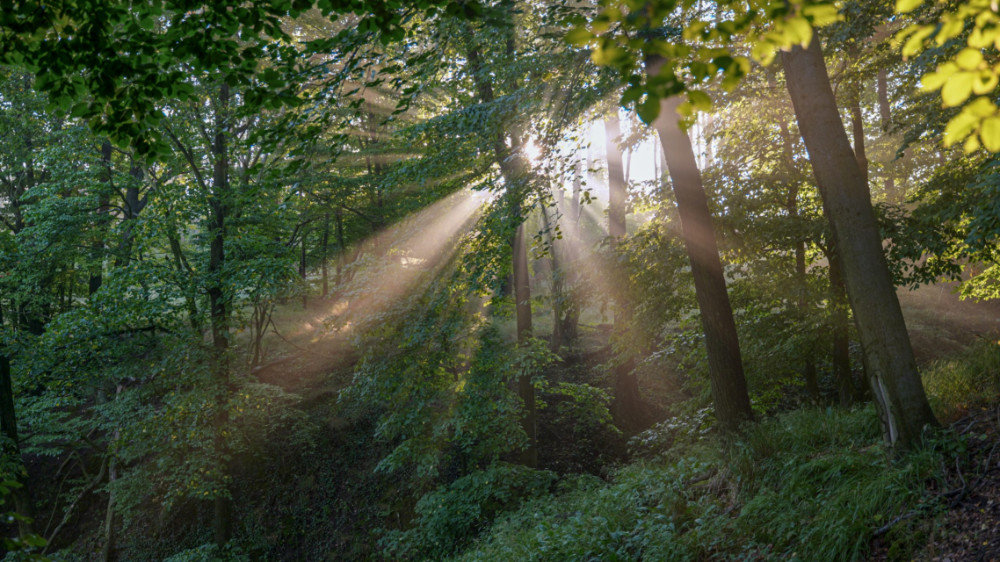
1, 0, 1000, 560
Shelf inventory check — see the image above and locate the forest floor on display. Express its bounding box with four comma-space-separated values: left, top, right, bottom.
243, 279, 1000, 560
885, 283, 1000, 560
898, 281, 1000, 365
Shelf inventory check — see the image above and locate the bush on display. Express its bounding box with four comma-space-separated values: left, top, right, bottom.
452, 406, 946, 561
380, 463, 556, 560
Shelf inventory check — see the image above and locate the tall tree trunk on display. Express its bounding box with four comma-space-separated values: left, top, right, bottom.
335, 208, 345, 287
559, 162, 583, 343
541, 202, 563, 352
605, 115, 642, 429
776, 117, 820, 401
90, 140, 112, 296
209, 82, 233, 547
649, 56, 754, 433
848, 76, 870, 189
781, 39, 938, 450
300, 228, 308, 310
321, 213, 330, 299
114, 163, 147, 268
0, 303, 34, 538
512, 208, 536, 467
877, 69, 897, 203
828, 246, 855, 406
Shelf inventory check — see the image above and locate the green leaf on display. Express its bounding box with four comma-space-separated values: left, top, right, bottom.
980, 117, 1000, 151
895, 0, 923, 13
802, 4, 841, 26
943, 110, 978, 147
687, 90, 712, 112
636, 95, 661, 124
565, 27, 593, 47
941, 72, 974, 107
786, 16, 813, 48
956, 48, 984, 71
901, 25, 935, 58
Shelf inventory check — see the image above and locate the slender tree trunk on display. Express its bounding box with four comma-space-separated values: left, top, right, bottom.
877, 69, 897, 203
828, 246, 855, 406
560, 162, 583, 343
782, 39, 938, 449
89, 140, 112, 296
848, 80, 870, 189
649, 56, 754, 432
512, 208, 536, 467
0, 303, 34, 538
209, 82, 233, 547
776, 117, 820, 401
114, 163, 147, 268
541, 202, 563, 352
606, 116, 627, 240
605, 115, 642, 429
335, 208, 345, 286
321, 213, 330, 299
300, 229, 308, 310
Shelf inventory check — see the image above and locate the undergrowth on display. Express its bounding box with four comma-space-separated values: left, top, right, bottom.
442, 405, 947, 562
922, 338, 1000, 421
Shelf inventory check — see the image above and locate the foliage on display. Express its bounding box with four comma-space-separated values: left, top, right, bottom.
896, 0, 1000, 152
451, 406, 947, 561
381, 463, 557, 560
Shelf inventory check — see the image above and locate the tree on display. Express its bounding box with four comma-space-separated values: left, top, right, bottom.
604, 112, 644, 430
781, 37, 938, 449
649, 83, 754, 432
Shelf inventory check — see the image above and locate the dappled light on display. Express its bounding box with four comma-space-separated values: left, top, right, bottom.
5, 1, 1000, 560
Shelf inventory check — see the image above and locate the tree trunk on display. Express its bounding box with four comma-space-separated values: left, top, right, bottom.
605, 114, 642, 429
559, 163, 583, 343
89, 140, 112, 296
0, 303, 34, 538
321, 213, 330, 299
781, 39, 938, 450
877, 69, 897, 203
300, 228, 308, 310
848, 81, 870, 190
335, 208, 345, 287
776, 116, 820, 401
209, 82, 233, 547
512, 212, 536, 467
541, 202, 563, 352
649, 56, 754, 433
828, 247, 855, 406
466, 35, 537, 466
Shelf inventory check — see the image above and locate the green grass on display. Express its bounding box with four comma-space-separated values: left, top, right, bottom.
922, 338, 1000, 421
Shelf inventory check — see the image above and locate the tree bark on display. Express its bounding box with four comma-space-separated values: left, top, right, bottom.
828, 246, 855, 406
776, 116, 820, 401
877, 69, 897, 204
209, 81, 233, 547
649, 56, 754, 433
781, 39, 938, 449
0, 303, 34, 538
321, 213, 330, 299
300, 228, 308, 310
89, 140, 112, 296
848, 81, 870, 190
541, 202, 563, 352
605, 114, 642, 429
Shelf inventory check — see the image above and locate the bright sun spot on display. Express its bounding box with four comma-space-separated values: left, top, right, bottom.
524, 138, 542, 164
